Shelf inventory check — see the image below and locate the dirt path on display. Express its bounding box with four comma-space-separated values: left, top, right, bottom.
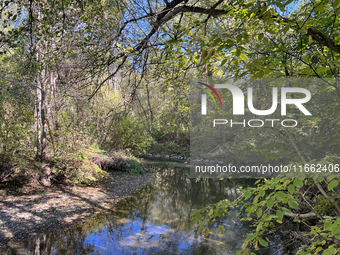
0, 173, 154, 245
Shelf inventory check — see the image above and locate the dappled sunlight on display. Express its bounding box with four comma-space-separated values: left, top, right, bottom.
0, 224, 14, 239
0, 185, 117, 243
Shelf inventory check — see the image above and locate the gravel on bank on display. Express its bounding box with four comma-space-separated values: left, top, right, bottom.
0, 173, 154, 245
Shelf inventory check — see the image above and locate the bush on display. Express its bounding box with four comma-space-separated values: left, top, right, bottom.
128, 159, 145, 176
104, 115, 154, 153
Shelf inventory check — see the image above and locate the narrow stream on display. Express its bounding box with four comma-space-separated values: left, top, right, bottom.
0, 160, 282, 255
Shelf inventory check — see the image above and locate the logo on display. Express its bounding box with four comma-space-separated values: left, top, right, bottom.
200, 83, 311, 116
197, 82, 223, 107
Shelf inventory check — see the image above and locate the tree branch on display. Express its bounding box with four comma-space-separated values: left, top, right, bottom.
284, 212, 316, 218
307, 27, 340, 54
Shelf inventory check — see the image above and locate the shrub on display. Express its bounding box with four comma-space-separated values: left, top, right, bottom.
104, 115, 154, 153
128, 159, 145, 176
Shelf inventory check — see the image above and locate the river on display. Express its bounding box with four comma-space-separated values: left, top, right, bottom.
0, 160, 287, 255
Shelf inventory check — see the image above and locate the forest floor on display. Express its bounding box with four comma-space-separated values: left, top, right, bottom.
0, 172, 155, 245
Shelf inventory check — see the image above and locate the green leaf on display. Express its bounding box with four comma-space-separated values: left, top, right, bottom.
263, 37, 268, 44
293, 179, 303, 188
257, 208, 263, 217
200, 50, 207, 62
281, 207, 293, 214
217, 209, 224, 217
288, 184, 295, 193
259, 190, 265, 197
213, 38, 222, 46
276, 191, 286, 201
298, 28, 308, 35
267, 199, 275, 208
322, 247, 336, 255
240, 53, 249, 61
167, 39, 178, 44
243, 190, 252, 199
276, 210, 284, 221
195, 211, 202, 221
334, 0, 340, 8
316, 247, 323, 252
324, 220, 332, 230
282, 25, 290, 34
258, 238, 269, 247
218, 225, 225, 234
221, 59, 228, 66
255, 179, 262, 184
316, 67, 328, 73
258, 70, 264, 78
315, 3, 326, 12
288, 200, 299, 209
328, 179, 339, 191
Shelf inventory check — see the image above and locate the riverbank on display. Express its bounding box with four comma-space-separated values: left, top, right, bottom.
0, 172, 155, 245
139, 153, 190, 161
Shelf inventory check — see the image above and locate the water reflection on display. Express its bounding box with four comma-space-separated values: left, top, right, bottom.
2, 161, 260, 255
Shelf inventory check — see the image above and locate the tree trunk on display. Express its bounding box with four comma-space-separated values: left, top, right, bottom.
34, 6, 50, 162
146, 83, 154, 137
35, 45, 47, 162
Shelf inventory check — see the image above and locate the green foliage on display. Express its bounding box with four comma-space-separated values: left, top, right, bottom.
112, 115, 154, 153
149, 139, 189, 157
0, 56, 34, 176
189, 167, 340, 253
128, 159, 145, 176
297, 217, 340, 255
69, 160, 108, 185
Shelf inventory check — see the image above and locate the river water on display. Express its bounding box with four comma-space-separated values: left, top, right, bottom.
0, 160, 285, 255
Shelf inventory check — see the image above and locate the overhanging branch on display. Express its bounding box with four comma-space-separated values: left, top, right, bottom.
307, 27, 340, 54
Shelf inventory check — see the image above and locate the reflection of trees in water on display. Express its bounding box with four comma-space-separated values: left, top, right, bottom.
34, 233, 94, 255
108, 164, 255, 252
4, 163, 256, 254
11, 229, 95, 255
129, 164, 255, 224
